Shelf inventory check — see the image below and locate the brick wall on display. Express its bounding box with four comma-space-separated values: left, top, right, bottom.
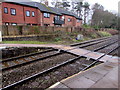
64, 15, 74, 27
73, 17, 76, 27
2, 25, 118, 36
42, 13, 54, 26
76, 20, 82, 27
23, 6, 38, 25
1, 2, 82, 27
37, 9, 42, 25
0, 3, 2, 25
2, 2, 40, 25
2, 2, 24, 25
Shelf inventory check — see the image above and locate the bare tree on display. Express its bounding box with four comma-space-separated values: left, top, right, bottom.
91, 3, 118, 29
71, 1, 83, 17
51, 0, 63, 8
83, 2, 90, 24
39, 0, 47, 3
51, 0, 70, 9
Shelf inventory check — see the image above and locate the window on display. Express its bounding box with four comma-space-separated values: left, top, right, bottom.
4, 7, 8, 14
48, 13, 50, 17
55, 16, 60, 20
11, 23, 17, 25
32, 11, 35, 17
26, 11, 30, 17
11, 8, 16, 15
77, 19, 80, 23
44, 24, 50, 26
44, 13, 50, 18
68, 18, 71, 22
27, 23, 31, 26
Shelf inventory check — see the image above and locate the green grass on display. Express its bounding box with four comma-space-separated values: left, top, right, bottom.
98, 31, 112, 37
2, 36, 92, 45
2, 41, 50, 44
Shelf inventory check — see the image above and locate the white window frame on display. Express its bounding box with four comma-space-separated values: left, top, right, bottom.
11, 8, 16, 15
11, 23, 17, 26
26, 11, 30, 17
32, 11, 35, 17
44, 13, 50, 18
4, 7, 8, 14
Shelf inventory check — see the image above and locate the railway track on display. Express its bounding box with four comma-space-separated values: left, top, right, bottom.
70, 35, 118, 47
70, 36, 112, 46
1, 36, 117, 71
69, 35, 118, 51
1, 49, 60, 70
2, 35, 119, 89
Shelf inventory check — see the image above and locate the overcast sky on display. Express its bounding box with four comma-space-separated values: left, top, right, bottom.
84, 0, 119, 13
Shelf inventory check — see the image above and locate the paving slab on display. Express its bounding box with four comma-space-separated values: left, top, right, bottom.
63, 76, 95, 88
99, 55, 119, 63
109, 56, 119, 63
85, 52, 105, 60
49, 57, 118, 89
49, 82, 70, 89
67, 48, 91, 56
58, 46, 75, 51
83, 71, 104, 82
90, 67, 118, 88
104, 61, 118, 68
99, 55, 113, 62
0, 44, 65, 49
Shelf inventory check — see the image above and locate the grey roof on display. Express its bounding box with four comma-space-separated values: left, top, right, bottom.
56, 8, 82, 19
49, 7, 62, 15
4, 1, 82, 19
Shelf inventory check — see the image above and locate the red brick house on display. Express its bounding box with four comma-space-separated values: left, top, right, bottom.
0, 2, 2, 25
1, 2, 41, 25
0, 1, 82, 27
51, 8, 82, 27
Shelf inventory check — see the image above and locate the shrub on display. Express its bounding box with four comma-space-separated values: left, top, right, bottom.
54, 37, 61, 42
93, 26, 100, 30
98, 31, 112, 37
90, 34, 97, 38
82, 24, 92, 29
32, 26, 40, 34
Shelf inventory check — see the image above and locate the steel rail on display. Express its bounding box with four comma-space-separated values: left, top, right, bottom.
64, 39, 118, 61
92, 40, 118, 52
1, 37, 114, 70
2, 36, 119, 89
2, 50, 79, 71
78, 38, 116, 48
1, 52, 63, 71
81, 45, 120, 71
1, 49, 56, 63
2, 43, 119, 89
2, 56, 83, 90
2, 37, 117, 71
70, 36, 114, 46
67, 36, 117, 51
